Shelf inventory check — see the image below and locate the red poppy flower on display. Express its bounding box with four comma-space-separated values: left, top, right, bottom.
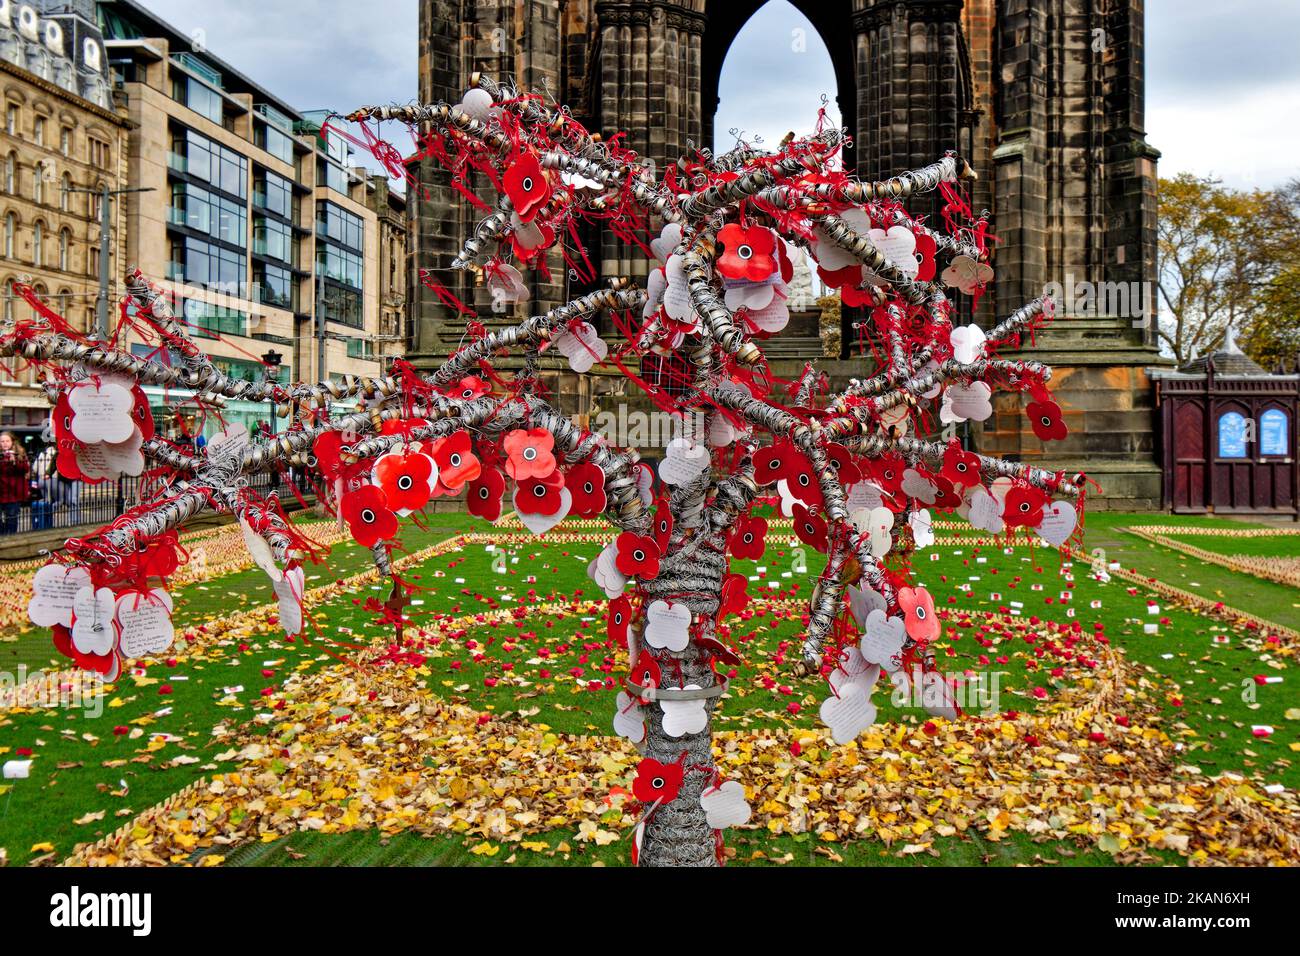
608, 595, 632, 646
430, 431, 481, 489
566, 461, 607, 518
137, 533, 181, 579
651, 496, 673, 551
629, 654, 661, 697
313, 430, 347, 480
817, 264, 863, 289
632, 756, 684, 806
615, 531, 661, 580
511, 219, 555, 260
717, 223, 777, 281
1027, 398, 1068, 442
719, 572, 749, 617
503, 151, 550, 222
731, 515, 767, 560
57, 444, 88, 482
784, 452, 824, 508
515, 469, 566, 516
380, 417, 430, 440
824, 444, 861, 485
940, 440, 981, 489
792, 503, 828, 553
914, 232, 938, 282
1002, 483, 1048, 529
841, 282, 878, 308
467, 466, 506, 522
373, 451, 434, 513
869, 454, 907, 495
52, 392, 75, 441
443, 376, 490, 401
52, 624, 121, 679
131, 386, 155, 441
341, 485, 399, 547
752, 441, 794, 486
897, 586, 939, 643
503, 427, 556, 481
929, 475, 963, 511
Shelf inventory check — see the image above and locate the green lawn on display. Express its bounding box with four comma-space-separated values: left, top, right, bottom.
0, 509, 1295, 867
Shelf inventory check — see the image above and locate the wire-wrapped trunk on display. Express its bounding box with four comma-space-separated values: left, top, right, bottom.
635, 531, 727, 866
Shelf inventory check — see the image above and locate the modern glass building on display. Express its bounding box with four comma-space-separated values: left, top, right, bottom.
96, 0, 406, 439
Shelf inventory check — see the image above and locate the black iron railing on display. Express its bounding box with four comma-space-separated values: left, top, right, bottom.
0, 470, 314, 537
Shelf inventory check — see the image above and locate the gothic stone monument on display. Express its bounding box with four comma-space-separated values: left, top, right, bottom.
408, 0, 1164, 508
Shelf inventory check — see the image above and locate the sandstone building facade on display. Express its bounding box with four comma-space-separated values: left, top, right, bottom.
1, 0, 129, 431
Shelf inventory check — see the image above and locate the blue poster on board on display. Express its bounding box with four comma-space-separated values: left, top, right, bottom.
1218, 411, 1248, 458
1260, 408, 1288, 456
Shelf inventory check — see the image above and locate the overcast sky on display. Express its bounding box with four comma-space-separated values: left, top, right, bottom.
140, 0, 1299, 192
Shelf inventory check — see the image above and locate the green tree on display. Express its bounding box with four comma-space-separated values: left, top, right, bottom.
1157, 174, 1293, 367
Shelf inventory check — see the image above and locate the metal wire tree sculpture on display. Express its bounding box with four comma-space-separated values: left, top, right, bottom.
3, 75, 1086, 867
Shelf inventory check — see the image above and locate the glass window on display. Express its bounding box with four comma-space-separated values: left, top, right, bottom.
60, 127, 71, 156
171, 73, 224, 125
256, 121, 294, 164
1217, 411, 1248, 459
170, 181, 246, 245
32, 221, 43, 267
33, 116, 45, 146
254, 215, 293, 263
319, 282, 362, 328
1260, 408, 1289, 456
169, 236, 246, 292
316, 244, 363, 289
316, 201, 364, 251
253, 168, 293, 219
318, 157, 351, 195
5, 104, 17, 136
170, 127, 247, 199
346, 337, 376, 360
255, 263, 295, 310
182, 299, 246, 338
88, 138, 110, 169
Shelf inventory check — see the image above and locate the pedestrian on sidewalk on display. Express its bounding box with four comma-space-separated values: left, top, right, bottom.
0, 431, 32, 534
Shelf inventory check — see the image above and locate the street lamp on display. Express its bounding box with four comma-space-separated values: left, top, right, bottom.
262, 348, 283, 492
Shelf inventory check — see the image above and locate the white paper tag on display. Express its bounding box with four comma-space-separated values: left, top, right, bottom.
116, 588, 175, 659
28, 564, 91, 628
